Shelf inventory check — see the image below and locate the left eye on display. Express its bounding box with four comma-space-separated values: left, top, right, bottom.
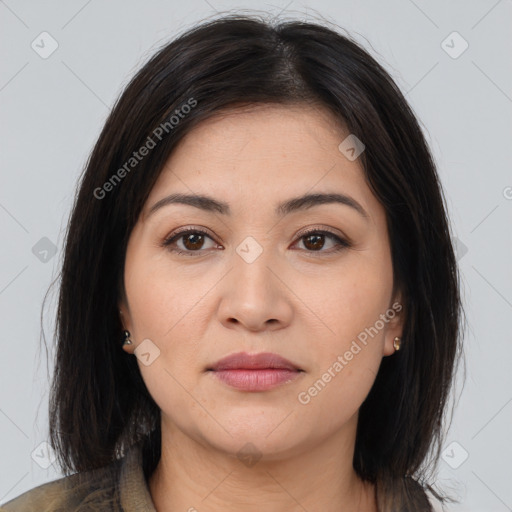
294, 230, 350, 252
161, 229, 350, 256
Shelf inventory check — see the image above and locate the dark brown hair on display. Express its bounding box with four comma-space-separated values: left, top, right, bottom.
47, 13, 464, 511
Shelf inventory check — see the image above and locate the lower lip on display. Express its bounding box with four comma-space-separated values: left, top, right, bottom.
210, 369, 302, 391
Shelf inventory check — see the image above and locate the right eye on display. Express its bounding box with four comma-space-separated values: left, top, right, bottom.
161, 228, 221, 256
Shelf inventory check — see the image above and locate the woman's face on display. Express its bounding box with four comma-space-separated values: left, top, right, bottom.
120, 104, 403, 459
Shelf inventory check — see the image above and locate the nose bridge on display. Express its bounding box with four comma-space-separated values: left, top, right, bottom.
232, 234, 277, 298
216, 234, 292, 330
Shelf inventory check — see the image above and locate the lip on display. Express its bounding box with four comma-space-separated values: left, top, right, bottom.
207, 352, 304, 392
208, 351, 302, 371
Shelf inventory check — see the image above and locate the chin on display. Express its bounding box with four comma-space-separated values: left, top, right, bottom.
194, 416, 308, 461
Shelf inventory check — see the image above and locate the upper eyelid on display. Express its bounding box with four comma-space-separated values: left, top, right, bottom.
164, 225, 346, 241
167, 225, 216, 239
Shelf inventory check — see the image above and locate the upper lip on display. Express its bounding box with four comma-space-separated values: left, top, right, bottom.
208, 352, 302, 371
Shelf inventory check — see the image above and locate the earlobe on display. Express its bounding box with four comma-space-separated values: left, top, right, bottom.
382, 334, 402, 357
119, 304, 134, 352
383, 295, 405, 356
121, 329, 134, 354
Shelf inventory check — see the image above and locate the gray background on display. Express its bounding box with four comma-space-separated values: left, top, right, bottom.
1, 1, 511, 510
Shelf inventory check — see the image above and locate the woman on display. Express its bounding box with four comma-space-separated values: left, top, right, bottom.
1, 13, 464, 512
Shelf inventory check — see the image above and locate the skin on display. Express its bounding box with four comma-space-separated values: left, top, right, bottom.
119, 103, 404, 512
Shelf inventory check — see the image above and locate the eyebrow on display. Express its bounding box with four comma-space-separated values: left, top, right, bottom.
147, 192, 369, 220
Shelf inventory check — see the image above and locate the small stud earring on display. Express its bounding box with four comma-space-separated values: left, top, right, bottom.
123, 330, 133, 346
393, 336, 401, 351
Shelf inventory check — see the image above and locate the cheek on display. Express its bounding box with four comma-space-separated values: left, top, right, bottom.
124, 247, 206, 338
126, 257, 205, 416
293, 254, 392, 413
302, 249, 393, 349
296, 286, 389, 427
124, 249, 210, 405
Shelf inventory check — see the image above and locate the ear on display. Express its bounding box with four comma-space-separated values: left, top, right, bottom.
118, 301, 135, 354
382, 293, 405, 357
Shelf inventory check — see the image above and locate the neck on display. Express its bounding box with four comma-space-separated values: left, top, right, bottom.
148, 415, 377, 512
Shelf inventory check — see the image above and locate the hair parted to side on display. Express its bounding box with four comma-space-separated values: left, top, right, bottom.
47, 12, 464, 512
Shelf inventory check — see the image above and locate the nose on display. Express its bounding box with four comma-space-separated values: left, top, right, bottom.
216, 243, 293, 333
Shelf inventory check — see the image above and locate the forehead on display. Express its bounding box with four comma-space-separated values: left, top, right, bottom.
168, 103, 347, 165
143, 104, 380, 222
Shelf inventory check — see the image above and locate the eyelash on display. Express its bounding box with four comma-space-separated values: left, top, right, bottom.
160, 226, 351, 257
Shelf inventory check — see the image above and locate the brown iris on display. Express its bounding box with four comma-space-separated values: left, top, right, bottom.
182, 233, 206, 251
302, 233, 325, 251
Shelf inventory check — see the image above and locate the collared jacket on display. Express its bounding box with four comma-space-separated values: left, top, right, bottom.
0, 441, 156, 511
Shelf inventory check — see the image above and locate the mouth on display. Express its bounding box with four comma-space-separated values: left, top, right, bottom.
206, 352, 304, 392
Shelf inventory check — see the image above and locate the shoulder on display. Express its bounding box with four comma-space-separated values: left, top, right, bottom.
0, 441, 153, 512
1, 472, 84, 511
0, 459, 122, 512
